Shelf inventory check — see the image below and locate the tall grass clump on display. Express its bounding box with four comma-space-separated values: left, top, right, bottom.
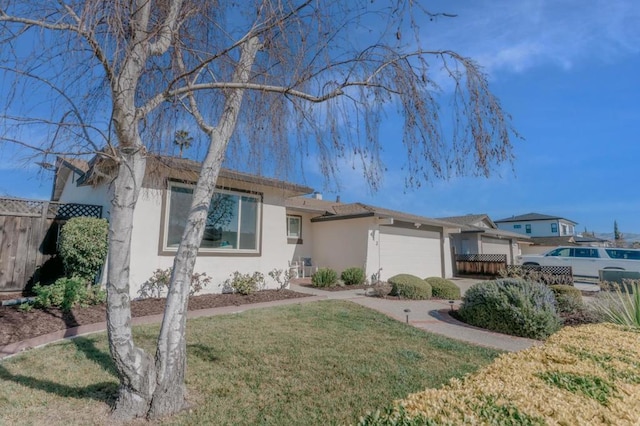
593, 280, 640, 328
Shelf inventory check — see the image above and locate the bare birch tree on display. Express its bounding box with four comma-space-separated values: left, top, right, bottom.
0, 1, 516, 420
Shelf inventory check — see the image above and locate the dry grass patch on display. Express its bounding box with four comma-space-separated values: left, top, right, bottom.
0, 300, 500, 425
366, 323, 640, 425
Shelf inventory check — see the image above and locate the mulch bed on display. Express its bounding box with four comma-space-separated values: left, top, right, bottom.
0, 290, 310, 347
298, 283, 371, 292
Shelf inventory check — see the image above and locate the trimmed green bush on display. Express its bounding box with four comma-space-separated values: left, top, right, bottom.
425, 277, 461, 300
58, 217, 108, 282
312, 268, 339, 287
388, 274, 432, 300
458, 278, 561, 339
341, 267, 366, 286
32, 277, 106, 312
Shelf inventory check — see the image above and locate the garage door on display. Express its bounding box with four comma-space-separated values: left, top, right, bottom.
481, 236, 511, 263
379, 226, 442, 280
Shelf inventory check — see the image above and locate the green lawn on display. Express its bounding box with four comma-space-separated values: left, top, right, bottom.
0, 300, 501, 425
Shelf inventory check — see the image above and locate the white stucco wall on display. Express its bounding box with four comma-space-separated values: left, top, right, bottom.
59, 172, 300, 296
481, 236, 512, 263
283, 211, 316, 270
127, 187, 295, 296
309, 217, 370, 276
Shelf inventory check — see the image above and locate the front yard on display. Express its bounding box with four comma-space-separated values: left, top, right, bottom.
0, 300, 500, 425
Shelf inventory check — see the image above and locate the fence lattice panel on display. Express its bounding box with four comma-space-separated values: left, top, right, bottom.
504, 265, 574, 285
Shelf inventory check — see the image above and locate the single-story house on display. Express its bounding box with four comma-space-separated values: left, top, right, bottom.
436, 214, 531, 265
285, 195, 459, 282
53, 154, 459, 296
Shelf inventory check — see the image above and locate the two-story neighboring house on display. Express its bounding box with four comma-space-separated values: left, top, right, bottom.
494, 213, 577, 237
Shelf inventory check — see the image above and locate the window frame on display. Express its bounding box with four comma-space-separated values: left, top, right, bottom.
525, 224, 532, 234
160, 181, 263, 256
286, 214, 303, 244
551, 223, 558, 233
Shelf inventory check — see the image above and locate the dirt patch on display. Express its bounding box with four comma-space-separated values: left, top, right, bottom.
0, 290, 310, 347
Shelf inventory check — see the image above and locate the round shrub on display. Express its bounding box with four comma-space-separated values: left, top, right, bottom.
458, 278, 561, 339
58, 217, 108, 282
388, 274, 432, 300
425, 277, 461, 300
341, 267, 366, 286
312, 268, 339, 288
549, 284, 584, 314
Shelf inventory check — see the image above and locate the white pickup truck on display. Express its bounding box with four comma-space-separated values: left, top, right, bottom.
517, 247, 640, 278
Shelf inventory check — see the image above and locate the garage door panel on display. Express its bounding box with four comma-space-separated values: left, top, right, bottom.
379, 227, 441, 280
481, 237, 511, 263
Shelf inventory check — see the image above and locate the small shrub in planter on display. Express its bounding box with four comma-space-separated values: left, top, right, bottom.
458, 278, 561, 339
341, 267, 366, 286
139, 268, 211, 298
32, 277, 105, 312
388, 274, 432, 300
312, 268, 339, 287
224, 271, 265, 295
425, 277, 461, 300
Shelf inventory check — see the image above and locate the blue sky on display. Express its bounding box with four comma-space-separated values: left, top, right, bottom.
1, 1, 639, 234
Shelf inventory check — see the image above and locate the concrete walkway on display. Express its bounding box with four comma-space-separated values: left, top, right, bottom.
1, 278, 542, 359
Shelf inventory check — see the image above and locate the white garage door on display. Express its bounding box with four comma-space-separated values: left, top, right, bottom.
481, 236, 511, 263
379, 226, 442, 280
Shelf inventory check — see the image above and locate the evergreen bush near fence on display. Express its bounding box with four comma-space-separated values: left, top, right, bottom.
388, 274, 432, 300
458, 278, 561, 339
341, 267, 366, 286
425, 277, 461, 299
58, 217, 108, 282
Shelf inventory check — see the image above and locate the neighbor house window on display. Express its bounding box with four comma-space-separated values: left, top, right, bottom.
525, 224, 531, 234
286, 215, 301, 239
513, 224, 522, 229
551, 223, 558, 233
165, 183, 261, 253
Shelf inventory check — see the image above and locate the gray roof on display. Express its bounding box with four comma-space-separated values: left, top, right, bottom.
55, 154, 314, 199
495, 212, 577, 225
286, 197, 459, 229
438, 214, 488, 225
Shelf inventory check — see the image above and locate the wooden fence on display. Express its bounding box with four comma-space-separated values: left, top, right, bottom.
0, 197, 102, 293
455, 254, 507, 276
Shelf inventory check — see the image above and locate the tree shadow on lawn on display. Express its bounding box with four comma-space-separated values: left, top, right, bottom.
0, 336, 119, 404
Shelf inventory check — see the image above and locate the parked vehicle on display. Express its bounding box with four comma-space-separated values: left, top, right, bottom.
517, 246, 640, 278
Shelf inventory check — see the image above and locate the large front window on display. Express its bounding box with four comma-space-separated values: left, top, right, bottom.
166, 183, 261, 252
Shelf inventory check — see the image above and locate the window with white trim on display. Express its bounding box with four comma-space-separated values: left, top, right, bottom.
165, 183, 261, 252
286, 215, 301, 239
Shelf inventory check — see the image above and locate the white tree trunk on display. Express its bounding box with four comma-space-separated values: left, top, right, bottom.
149, 36, 261, 418
106, 147, 156, 419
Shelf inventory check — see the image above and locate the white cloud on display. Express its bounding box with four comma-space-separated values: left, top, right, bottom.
425, 0, 640, 74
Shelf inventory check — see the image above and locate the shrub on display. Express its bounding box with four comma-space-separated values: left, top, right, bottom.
58, 217, 108, 282
425, 277, 461, 300
368, 282, 392, 298
458, 278, 561, 339
549, 284, 583, 314
268, 268, 292, 291
311, 268, 339, 288
32, 277, 105, 312
224, 271, 265, 295
138, 268, 211, 298
388, 274, 432, 300
341, 267, 366, 286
